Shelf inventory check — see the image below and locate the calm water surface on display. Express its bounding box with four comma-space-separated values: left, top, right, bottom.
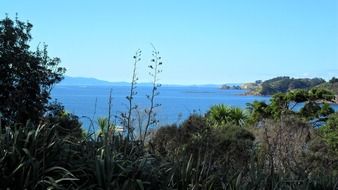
51, 85, 337, 129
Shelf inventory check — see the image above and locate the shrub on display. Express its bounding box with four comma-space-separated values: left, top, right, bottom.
0, 121, 77, 189
151, 113, 255, 189
44, 102, 83, 140
320, 113, 338, 152
207, 104, 248, 127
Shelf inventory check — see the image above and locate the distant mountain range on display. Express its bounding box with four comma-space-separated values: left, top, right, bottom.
58, 76, 130, 86
58, 76, 237, 87
57, 76, 185, 87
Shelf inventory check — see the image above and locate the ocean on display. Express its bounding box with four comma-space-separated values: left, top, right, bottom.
51, 85, 337, 129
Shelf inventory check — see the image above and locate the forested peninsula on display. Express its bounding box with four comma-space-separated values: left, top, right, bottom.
243, 76, 338, 100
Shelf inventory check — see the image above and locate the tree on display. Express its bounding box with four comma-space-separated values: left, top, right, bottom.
246, 100, 271, 123
0, 16, 65, 126
247, 88, 335, 127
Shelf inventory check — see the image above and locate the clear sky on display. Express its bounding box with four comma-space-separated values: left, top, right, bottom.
1, 0, 338, 85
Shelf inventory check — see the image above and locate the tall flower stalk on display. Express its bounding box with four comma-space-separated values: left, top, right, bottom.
124, 49, 141, 141
143, 45, 163, 143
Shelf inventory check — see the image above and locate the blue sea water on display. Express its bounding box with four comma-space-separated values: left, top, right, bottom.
51, 85, 338, 129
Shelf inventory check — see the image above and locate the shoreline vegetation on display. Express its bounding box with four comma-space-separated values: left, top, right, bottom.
220, 77, 338, 103
2, 16, 338, 189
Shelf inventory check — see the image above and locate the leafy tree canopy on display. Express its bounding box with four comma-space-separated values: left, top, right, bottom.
247, 88, 335, 125
0, 16, 65, 126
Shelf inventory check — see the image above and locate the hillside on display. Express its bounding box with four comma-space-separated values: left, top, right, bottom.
247, 76, 326, 95
59, 76, 121, 86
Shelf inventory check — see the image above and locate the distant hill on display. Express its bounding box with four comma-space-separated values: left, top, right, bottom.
58, 76, 129, 86
58, 76, 233, 87
247, 76, 326, 95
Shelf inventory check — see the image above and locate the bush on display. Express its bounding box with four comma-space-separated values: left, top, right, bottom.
320, 113, 338, 152
207, 104, 248, 127
0, 121, 77, 189
150, 114, 255, 189
44, 102, 83, 140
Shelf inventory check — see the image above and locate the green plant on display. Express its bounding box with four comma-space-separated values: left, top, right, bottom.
320, 113, 338, 152
246, 100, 271, 124
44, 101, 83, 140
0, 121, 77, 189
207, 104, 248, 127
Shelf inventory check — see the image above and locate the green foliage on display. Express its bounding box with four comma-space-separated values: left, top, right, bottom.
308, 87, 335, 102
286, 89, 309, 103
247, 89, 335, 126
320, 113, 338, 152
0, 16, 65, 126
257, 76, 325, 95
295, 89, 334, 122
246, 100, 271, 123
0, 121, 77, 189
149, 124, 179, 156
150, 114, 207, 157
315, 77, 338, 96
207, 104, 248, 127
0, 107, 335, 189
1, 108, 338, 189
320, 103, 335, 118
151, 115, 255, 189
44, 102, 83, 139
300, 101, 321, 119
269, 93, 291, 118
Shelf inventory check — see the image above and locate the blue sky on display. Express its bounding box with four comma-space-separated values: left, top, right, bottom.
2, 0, 337, 85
